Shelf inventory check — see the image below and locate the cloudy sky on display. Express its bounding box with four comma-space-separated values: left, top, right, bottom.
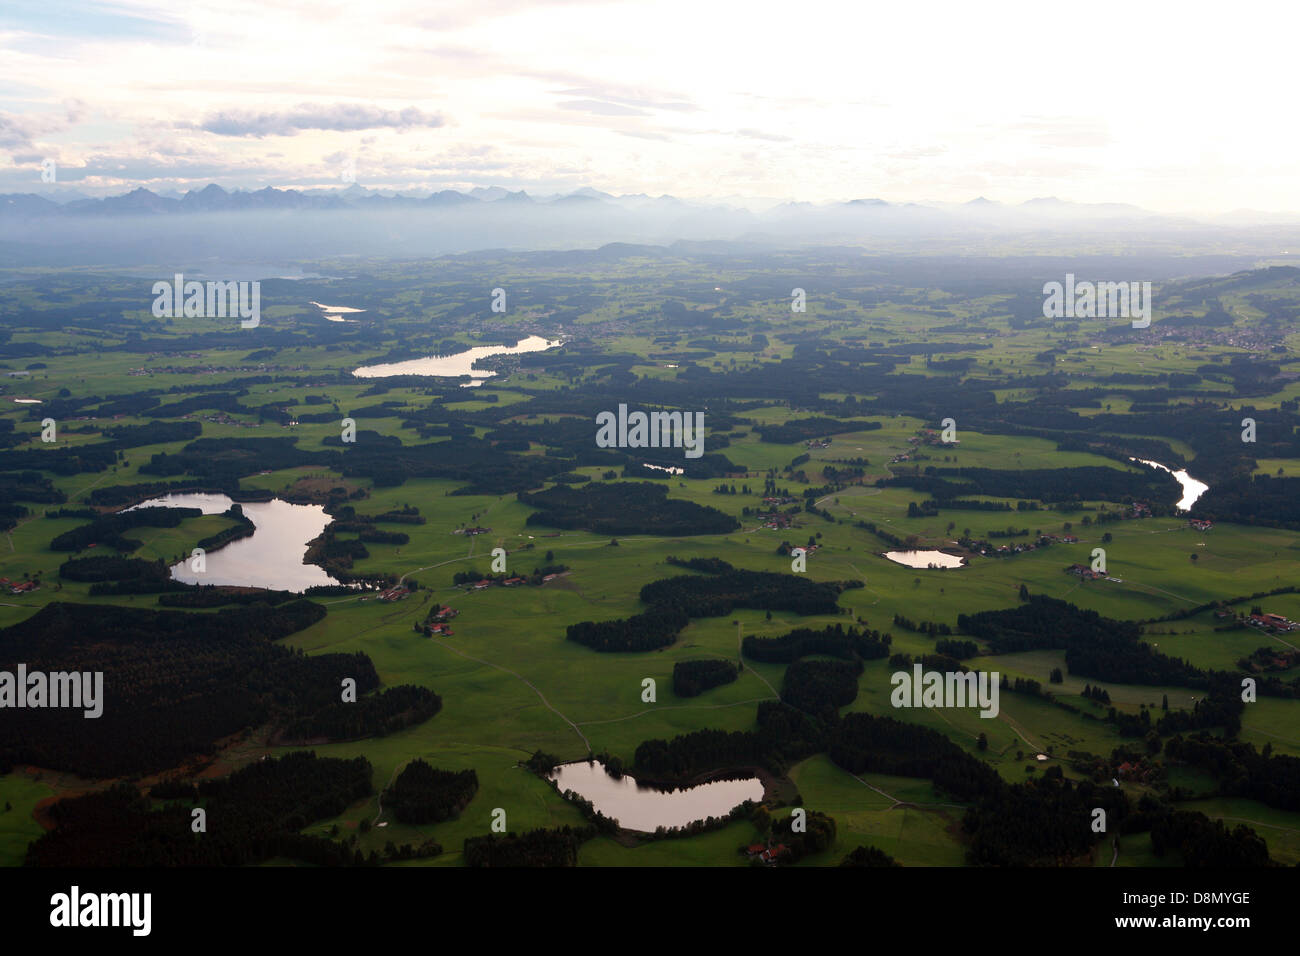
2, 0, 1297, 212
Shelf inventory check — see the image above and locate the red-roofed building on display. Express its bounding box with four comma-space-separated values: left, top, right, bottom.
760, 844, 789, 865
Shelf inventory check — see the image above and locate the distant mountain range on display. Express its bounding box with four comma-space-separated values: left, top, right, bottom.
2, 183, 1297, 269
0, 183, 1170, 221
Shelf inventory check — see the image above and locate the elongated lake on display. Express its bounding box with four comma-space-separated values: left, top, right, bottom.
352, 335, 560, 385
129, 492, 340, 591
1132, 458, 1210, 511
547, 760, 763, 832
883, 549, 966, 569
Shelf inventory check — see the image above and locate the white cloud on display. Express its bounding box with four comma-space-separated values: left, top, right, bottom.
189, 103, 446, 137
0, 0, 1296, 213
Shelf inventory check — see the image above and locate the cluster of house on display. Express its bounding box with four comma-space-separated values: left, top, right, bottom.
424, 605, 460, 636
758, 512, 794, 530
469, 576, 526, 589
139, 361, 308, 375
967, 534, 1068, 558
453, 526, 492, 536
466, 572, 567, 591
980, 542, 1033, 556
1116, 760, 1153, 783
1065, 564, 1107, 581
180, 412, 259, 428
1188, 518, 1213, 532
915, 429, 958, 446
745, 842, 790, 865
805, 438, 832, 449
1246, 611, 1298, 633
358, 585, 409, 603
0, 577, 38, 595
761, 496, 798, 506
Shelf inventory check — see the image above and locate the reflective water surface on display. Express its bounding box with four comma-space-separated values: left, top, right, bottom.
131, 492, 340, 591
547, 760, 763, 832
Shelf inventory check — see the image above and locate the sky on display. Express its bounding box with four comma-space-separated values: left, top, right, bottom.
2, 0, 1298, 213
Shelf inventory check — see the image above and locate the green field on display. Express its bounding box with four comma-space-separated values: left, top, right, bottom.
4, 254, 1299, 868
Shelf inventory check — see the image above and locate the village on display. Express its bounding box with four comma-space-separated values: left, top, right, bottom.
890, 428, 957, 464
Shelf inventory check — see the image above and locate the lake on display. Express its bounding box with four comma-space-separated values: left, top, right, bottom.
312, 301, 365, 323
1132, 458, 1210, 511
547, 760, 762, 832
352, 335, 560, 385
129, 492, 340, 591
883, 549, 966, 569
310, 301, 365, 314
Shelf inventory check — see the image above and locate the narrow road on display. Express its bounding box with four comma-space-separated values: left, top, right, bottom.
1213, 815, 1300, 834
737, 621, 780, 696
427, 636, 590, 751
848, 771, 900, 804
372, 761, 403, 824
395, 553, 478, 586
845, 770, 965, 811
1243, 724, 1300, 746
999, 711, 1041, 752
578, 696, 778, 726
928, 706, 980, 742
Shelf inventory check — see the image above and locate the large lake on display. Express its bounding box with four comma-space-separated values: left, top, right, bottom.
1132, 459, 1210, 511
129, 492, 340, 591
352, 335, 560, 385
547, 760, 763, 832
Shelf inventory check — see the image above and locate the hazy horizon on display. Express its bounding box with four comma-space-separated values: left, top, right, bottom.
3, 0, 1298, 215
